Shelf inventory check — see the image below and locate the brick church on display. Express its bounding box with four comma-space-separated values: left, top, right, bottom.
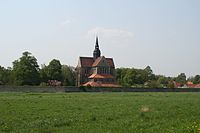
76, 37, 120, 87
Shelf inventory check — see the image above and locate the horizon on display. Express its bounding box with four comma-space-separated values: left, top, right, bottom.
0, 0, 200, 77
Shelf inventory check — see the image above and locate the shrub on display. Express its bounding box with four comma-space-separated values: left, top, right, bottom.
79, 85, 86, 92
40, 82, 48, 87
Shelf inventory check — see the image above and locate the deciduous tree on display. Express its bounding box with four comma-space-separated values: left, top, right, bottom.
46, 59, 62, 81
175, 73, 186, 85
12, 52, 40, 85
61, 65, 75, 86
193, 75, 200, 84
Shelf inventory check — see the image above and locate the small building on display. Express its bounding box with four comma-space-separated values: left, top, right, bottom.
75, 37, 120, 87
186, 81, 200, 88
174, 81, 200, 88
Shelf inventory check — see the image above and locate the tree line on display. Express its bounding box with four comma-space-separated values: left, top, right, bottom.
0, 51, 200, 87
0, 52, 75, 86
116, 67, 200, 88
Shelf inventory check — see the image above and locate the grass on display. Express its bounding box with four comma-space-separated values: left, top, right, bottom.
0, 92, 200, 133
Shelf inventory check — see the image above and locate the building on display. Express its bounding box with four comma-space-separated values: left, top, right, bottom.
174, 81, 200, 88
76, 37, 120, 87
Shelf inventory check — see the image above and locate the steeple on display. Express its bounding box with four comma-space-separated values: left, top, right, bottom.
95, 36, 99, 48
93, 36, 101, 60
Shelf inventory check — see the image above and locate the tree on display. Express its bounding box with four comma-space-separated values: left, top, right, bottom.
193, 75, 200, 84
116, 68, 122, 83
175, 73, 186, 85
116, 68, 129, 85
46, 59, 62, 81
167, 81, 175, 88
157, 75, 169, 87
116, 67, 155, 87
0, 66, 5, 85
116, 68, 130, 85
144, 66, 156, 80
39, 64, 49, 83
12, 52, 40, 85
123, 68, 137, 87
61, 65, 75, 86
0, 66, 9, 85
135, 69, 148, 84
145, 80, 161, 88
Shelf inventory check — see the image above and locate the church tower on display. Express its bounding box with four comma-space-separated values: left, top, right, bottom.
76, 36, 120, 87
93, 37, 101, 60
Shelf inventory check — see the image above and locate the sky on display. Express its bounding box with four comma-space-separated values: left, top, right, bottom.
0, 0, 200, 77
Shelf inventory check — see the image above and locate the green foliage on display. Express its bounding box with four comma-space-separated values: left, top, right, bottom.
1, 51, 197, 88
156, 75, 171, 88
0, 52, 77, 86
167, 81, 175, 88
79, 85, 86, 92
193, 75, 200, 84
46, 59, 62, 81
123, 69, 137, 87
61, 65, 75, 86
39, 63, 76, 86
144, 66, 156, 80
157, 76, 168, 85
116, 66, 156, 87
0, 92, 200, 132
175, 73, 186, 85
39, 64, 49, 83
39, 82, 48, 87
145, 80, 161, 88
116, 68, 129, 85
12, 52, 40, 85
0, 66, 13, 85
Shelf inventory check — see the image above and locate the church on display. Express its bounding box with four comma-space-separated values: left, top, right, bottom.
76, 37, 120, 87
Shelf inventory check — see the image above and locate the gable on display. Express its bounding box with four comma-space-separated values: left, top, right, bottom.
77, 56, 115, 68
77, 58, 81, 68
92, 56, 110, 67
106, 58, 115, 67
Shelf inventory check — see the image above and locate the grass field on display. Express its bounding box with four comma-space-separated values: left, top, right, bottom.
0, 92, 200, 133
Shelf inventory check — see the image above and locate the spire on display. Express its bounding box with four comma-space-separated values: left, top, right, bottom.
95, 36, 99, 48
93, 36, 101, 60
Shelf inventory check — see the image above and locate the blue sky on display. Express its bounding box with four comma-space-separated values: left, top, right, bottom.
0, 0, 200, 77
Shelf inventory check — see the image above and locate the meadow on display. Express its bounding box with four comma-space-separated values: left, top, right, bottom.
0, 92, 200, 133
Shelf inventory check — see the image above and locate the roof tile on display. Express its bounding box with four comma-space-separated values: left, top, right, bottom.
83, 81, 121, 87
88, 74, 114, 79
79, 57, 93, 67
79, 56, 114, 67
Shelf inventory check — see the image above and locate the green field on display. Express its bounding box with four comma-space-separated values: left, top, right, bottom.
0, 92, 200, 133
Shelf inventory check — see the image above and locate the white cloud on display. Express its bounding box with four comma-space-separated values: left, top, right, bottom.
87, 27, 134, 44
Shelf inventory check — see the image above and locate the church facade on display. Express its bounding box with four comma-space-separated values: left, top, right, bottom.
76, 37, 119, 87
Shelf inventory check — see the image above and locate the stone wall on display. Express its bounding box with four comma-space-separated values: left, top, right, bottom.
0, 86, 200, 92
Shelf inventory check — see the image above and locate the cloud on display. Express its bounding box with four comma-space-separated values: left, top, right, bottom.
87, 27, 134, 44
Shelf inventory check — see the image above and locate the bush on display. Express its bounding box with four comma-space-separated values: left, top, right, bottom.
167, 81, 175, 88
40, 82, 48, 87
0, 81, 4, 85
145, 80, 161, 88
79, 85, 86, 92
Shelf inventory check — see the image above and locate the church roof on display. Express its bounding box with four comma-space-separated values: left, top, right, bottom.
83, 81, 121, 87
79, 57, 94, 67
88, 74, 114, 79
92, 56, 104, 66
79, 56, 114, 67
